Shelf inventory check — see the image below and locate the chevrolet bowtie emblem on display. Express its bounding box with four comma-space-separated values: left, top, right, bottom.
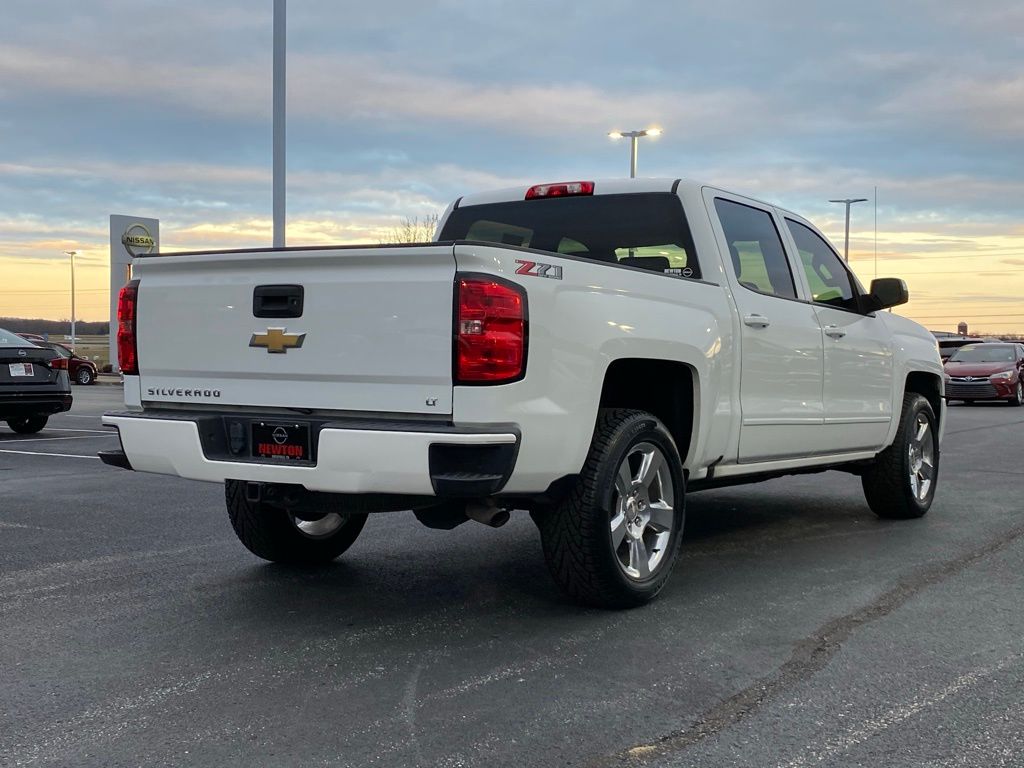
249, 327, 306, 354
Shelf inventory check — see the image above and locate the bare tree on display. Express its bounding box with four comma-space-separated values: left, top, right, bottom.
380, 214, 440, 245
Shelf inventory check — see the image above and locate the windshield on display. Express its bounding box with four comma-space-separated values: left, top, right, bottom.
439, 192, 702, 279
0, 327, 36, 347
948, 345, 1015, 363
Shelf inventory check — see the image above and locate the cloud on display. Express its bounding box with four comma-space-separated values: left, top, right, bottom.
0, 42, 774, 140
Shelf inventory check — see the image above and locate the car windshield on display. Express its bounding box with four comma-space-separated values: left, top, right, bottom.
0, 327, 36, 347
948, 345, 1015, 363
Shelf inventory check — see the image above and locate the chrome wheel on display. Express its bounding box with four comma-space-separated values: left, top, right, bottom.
76, 368, 93, 385
610, 442, 675, 580
290, 512, 347, 539
907, 413, 935, 502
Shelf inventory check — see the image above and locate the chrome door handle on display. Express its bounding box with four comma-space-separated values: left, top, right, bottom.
743, 314, 771, 328
824, 325, 847, 339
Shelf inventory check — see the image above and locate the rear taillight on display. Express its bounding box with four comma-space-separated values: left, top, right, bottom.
49, 357, 68, 370
455, 276, 526, 384
525, 181, 594, 199
117, 279, 140, 375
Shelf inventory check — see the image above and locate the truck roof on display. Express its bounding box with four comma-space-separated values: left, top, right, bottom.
455, 178, 799, 219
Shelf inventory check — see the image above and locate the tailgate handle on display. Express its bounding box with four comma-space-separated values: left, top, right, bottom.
253, 285, 304, 318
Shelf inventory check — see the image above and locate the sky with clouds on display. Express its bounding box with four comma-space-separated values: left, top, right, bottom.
1, 0, 1022, 332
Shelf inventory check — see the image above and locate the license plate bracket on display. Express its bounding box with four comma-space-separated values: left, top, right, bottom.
8, 363, 33, 377
251, 421, 311, 462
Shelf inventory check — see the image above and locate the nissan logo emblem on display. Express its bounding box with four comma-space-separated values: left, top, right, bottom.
272, 426, 289, 445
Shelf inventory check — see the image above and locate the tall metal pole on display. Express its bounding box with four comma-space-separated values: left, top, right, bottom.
828, 198, 867, 262
272, 0, 286, 248
609, 129, 660, 179
843, 203, 851, 263
65, 250, 77, 345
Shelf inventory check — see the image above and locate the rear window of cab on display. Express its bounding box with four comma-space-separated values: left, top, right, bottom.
439, 192, 702, 280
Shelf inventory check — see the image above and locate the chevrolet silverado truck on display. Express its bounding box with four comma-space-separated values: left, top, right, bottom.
101, 179, 944, 608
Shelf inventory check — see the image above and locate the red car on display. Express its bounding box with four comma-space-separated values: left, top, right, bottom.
39, 342, 98, 385
944, 343, 1024, 406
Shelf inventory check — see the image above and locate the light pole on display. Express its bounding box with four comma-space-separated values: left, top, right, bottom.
828, 198, 868, 262
64, 250, 77, 345
608, 128, 662, 178
273, 0, 286, 247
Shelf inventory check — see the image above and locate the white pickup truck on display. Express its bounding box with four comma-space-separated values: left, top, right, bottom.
102, 178, 944, 607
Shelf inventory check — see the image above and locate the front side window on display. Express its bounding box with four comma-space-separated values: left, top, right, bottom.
786, 219, 860, 312
714, 198, 797, 299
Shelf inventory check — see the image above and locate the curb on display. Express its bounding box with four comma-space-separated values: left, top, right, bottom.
93, 376, 123, 387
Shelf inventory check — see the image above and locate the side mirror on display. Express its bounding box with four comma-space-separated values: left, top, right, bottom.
864, 277, 909, 312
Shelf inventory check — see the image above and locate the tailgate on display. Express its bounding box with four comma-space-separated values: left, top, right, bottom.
133, 245, 456, 415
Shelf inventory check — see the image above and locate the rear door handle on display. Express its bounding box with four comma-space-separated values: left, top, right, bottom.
824, 325, 847, 339
743, 314, 771, 328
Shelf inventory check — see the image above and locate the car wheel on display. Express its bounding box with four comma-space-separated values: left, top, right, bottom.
534, 408, 685, 609
861, 393, 938, 519
6, 415, 49, 434
224, 479, 368, 564
76, 367, 95, 385
1007, 381, 1023, 407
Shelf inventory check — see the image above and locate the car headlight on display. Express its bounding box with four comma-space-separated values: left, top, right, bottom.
990, 371, 1014, 380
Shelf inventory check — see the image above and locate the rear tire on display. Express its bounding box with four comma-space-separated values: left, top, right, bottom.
225, 480, 368, 564
534, 409, 685, 609
862, 394, 938, 519
6, 415, 48, 434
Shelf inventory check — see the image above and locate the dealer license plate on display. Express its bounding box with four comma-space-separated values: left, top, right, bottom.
251, 421, 311, 462
8, 363, 33, 377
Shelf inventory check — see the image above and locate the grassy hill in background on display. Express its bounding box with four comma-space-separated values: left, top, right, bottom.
1, 317, 109, 336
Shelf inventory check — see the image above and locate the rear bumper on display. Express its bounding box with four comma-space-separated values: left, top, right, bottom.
0, 389, 73, 417
102, 410, 519, 496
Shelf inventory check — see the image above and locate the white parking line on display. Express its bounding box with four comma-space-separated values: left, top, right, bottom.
36, 428, 114, 434
0, 435, 117, 444
0, 449, 101, 460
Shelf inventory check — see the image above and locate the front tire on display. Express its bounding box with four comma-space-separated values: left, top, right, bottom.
225, 480, 368, 564
76, 367, 95, 385
862, 394, 938, 519
534, 409, 685, 609
7, 415, 48, 434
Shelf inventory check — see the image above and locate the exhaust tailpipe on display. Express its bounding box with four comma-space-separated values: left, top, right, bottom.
466, 500, 510, 528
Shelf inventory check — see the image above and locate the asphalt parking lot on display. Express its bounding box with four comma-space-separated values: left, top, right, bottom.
2, 387, 1023, 768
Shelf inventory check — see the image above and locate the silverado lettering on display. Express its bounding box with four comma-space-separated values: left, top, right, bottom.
146, 388, 221, 398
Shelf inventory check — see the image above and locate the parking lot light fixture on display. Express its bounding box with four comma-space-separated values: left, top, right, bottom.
608, 128, 662, 178
64, 250, 77, 345
828, 198, 868, 262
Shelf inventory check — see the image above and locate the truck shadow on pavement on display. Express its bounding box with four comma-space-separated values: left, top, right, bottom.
203, 485, 882, 625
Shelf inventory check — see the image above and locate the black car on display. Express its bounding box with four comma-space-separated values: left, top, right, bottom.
0, 327, 73, 434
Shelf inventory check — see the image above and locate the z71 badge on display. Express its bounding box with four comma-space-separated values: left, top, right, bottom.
514, 259, 562, 280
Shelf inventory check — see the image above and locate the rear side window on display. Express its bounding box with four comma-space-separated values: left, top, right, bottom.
786, 219, 860, 311
714, 198, 797, 299
439, 193, 701, 279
